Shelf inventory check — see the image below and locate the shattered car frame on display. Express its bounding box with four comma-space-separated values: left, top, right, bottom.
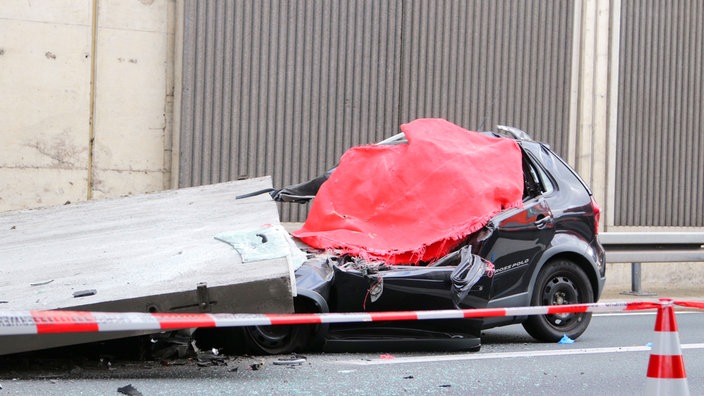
235, 124, 605, 354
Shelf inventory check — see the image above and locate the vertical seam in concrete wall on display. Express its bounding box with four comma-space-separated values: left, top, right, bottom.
87, 0, 99, 200
606, 0, 621, 228
171, 0, 184, 189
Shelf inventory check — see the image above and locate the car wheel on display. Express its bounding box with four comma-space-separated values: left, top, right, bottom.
243, 299, 317, 355
522, 259, 594, 342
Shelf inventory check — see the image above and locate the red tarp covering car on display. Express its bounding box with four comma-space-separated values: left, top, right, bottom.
292, 118, 524, 264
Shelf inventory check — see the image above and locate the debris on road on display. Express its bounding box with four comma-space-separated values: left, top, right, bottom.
150, 332, 193, 361
117, 384, 143, 396
558, 334, 576, 344
272, 354, 307, 366
250, 360, 264, 371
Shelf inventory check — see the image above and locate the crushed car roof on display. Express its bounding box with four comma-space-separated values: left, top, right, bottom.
292, 118, 524, 264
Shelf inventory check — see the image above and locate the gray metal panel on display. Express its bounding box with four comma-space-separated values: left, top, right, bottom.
398, 0, 574, 153
616, 0, 704, 226
179, 0, 574, 221
179, 0, 402, 221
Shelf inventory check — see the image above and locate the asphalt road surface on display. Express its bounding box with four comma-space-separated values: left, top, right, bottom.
1, 310, 703, 395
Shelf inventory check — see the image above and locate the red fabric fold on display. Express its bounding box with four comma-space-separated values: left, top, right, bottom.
292, 118, 524, 264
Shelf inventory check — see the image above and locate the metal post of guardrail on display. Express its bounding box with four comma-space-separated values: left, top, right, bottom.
621, 262, 656, 296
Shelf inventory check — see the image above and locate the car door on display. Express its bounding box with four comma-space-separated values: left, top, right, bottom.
476, 149, 557, 301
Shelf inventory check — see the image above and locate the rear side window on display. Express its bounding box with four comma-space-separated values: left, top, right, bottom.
522, 151, 554, 199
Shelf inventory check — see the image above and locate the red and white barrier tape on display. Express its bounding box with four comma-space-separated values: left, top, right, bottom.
0, 300, 679, 336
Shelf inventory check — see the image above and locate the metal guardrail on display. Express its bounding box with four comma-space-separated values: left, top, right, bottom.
599, 232, 704, 296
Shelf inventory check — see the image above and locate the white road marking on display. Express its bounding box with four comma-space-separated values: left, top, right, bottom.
594, 311, 702, 317
336, 343, 704, 366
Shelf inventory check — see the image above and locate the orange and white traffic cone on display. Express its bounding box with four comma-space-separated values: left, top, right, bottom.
646, 298, 689, 396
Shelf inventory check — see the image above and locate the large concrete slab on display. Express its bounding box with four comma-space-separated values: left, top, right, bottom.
0, 177, 294, 354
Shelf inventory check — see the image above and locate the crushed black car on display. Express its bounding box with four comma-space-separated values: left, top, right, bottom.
234, 120, 605, 354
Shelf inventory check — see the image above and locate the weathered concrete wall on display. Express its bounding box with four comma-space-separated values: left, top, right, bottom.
0, 1, 92, 209
0, 0, 174, 211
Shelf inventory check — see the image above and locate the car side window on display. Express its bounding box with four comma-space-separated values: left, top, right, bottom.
533, 161, 554, 194
522, 153, 554, 199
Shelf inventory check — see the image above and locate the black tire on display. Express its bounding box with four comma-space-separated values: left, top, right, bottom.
243, 324, 310, 355
243, 299, 318, 355
522, 259, 594, 342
